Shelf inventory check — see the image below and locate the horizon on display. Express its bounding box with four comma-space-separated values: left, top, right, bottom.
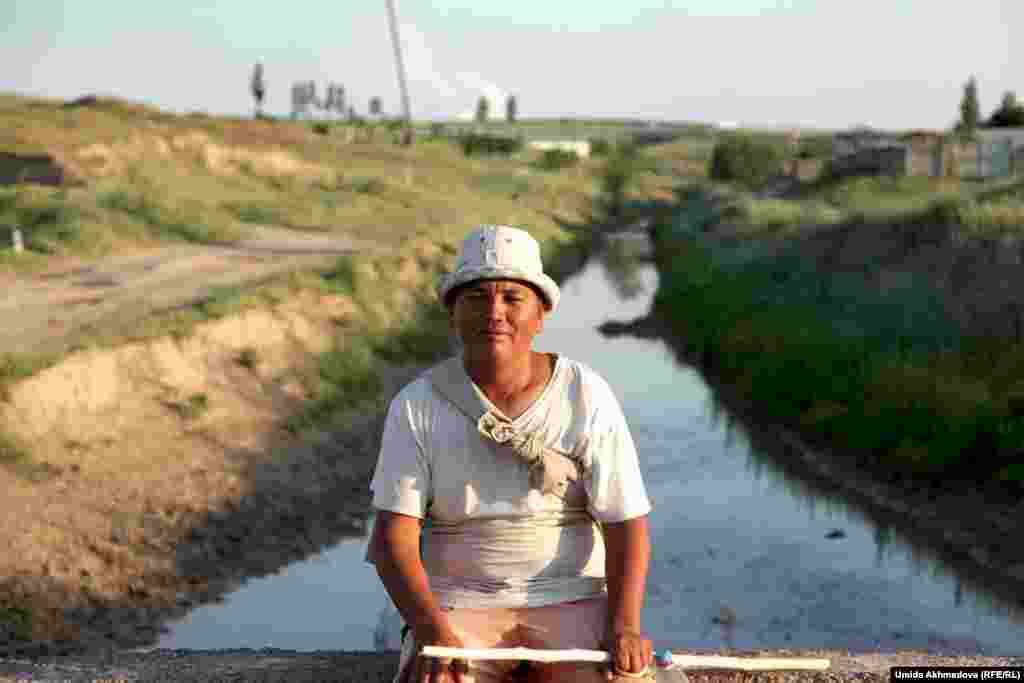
2, 1, 1020, 131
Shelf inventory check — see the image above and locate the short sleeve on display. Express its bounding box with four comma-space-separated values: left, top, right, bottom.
582, 376, 652, 524
369, 393, 431, 520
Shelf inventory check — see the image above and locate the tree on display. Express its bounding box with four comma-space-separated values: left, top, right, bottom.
475, 95, 489, 124
987, 91, 1024, 128
957, 76, 981, 134
369, 97, 382, 118
250, 63, 266, 118
505, 95, 518, 124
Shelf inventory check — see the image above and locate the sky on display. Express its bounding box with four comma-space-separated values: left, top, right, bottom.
1, 0, 1020, 130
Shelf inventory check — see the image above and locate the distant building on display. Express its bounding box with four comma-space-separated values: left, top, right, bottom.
829, 127, 1024, 179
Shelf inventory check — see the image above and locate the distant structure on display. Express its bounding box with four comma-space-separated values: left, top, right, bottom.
291, 81, 318, 120
829, 126, 1024, 178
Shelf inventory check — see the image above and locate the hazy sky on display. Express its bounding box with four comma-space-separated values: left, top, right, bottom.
2, 1, 1020, 130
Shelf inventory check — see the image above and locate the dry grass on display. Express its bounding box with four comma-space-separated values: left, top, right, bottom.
0, 92, 672, 480
2, 93, 674, 274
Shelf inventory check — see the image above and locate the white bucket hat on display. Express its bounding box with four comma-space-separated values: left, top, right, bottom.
438, 225, 560, 312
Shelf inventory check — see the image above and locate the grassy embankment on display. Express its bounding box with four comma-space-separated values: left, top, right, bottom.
0, 95, 679, 646
651, 172, 1024, 487
0, 92, 675, 480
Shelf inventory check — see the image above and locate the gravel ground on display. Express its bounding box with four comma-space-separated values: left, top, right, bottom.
0, 649, 1020, 683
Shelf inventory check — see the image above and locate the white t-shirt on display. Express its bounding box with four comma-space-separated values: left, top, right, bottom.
369, 354, 651, 608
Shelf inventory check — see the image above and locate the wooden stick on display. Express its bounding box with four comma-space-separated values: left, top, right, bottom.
421, 646, 830, 671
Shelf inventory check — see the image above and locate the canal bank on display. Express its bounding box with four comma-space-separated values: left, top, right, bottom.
0, 220, 594, 659
640, 192, 1024, 614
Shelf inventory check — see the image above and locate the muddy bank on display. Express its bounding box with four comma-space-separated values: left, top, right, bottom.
600, 313, 1024, 618
1, 648, 1020, 682
0, 228, 594, 658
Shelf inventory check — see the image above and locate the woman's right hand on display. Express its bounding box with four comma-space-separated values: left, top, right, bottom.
399, 626, 468, 683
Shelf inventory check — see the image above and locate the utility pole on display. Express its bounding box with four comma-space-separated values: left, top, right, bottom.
385, 0, 414, 147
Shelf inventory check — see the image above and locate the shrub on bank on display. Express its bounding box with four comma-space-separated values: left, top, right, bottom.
589, 138, 611, 156
651, 191, 1024, 485
458, 132, 523, 157
532, 148, 579, 171
708, 134, 785, 190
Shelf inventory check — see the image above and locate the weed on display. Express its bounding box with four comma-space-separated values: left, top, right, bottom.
323, 255, 357, 295
285, 340, 382, 433
458, 132, 523, 157
589, 138, 611, 156
0, 607, 32, 640
171, 393, 210, 420
351, 177, 386, 195
369, 307, 452, 363
231, 203, 280, 225
0, 352, 61, 400
0, 431, 54, 482
532, 148, 579, 172
236, 347, 259, 370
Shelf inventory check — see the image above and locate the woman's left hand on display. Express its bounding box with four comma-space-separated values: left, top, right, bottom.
603, 628, 652, 680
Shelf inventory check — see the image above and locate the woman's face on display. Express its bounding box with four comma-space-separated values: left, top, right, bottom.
449, 279, 547, 361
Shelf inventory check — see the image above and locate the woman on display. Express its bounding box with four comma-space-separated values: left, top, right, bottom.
367, 225, 654, 682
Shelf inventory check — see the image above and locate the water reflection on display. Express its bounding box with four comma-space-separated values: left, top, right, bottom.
596, 233, 649, 300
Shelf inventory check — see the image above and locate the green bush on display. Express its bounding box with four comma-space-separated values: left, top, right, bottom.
589, 138, 612, 156
532, 148, 579, 171
0, 189, 81, 254
709, 134, 785, 190
596, 143, 651, 219
458, 132, 523, 157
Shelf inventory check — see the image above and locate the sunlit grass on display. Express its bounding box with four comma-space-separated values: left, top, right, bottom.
652, 186, 1024, 484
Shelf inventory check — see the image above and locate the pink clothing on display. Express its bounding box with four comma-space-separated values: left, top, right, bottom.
394, 597, 610, 683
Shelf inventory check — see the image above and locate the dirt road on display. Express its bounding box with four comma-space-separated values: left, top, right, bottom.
1, 226, 387, 356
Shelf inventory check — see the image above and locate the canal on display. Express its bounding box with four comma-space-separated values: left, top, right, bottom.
156, 241, 1024, 655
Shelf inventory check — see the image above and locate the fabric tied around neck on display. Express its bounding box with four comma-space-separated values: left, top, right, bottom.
477, 411, 583, 496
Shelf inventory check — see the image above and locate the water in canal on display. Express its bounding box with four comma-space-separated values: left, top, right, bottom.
157, 242, 1024, 655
